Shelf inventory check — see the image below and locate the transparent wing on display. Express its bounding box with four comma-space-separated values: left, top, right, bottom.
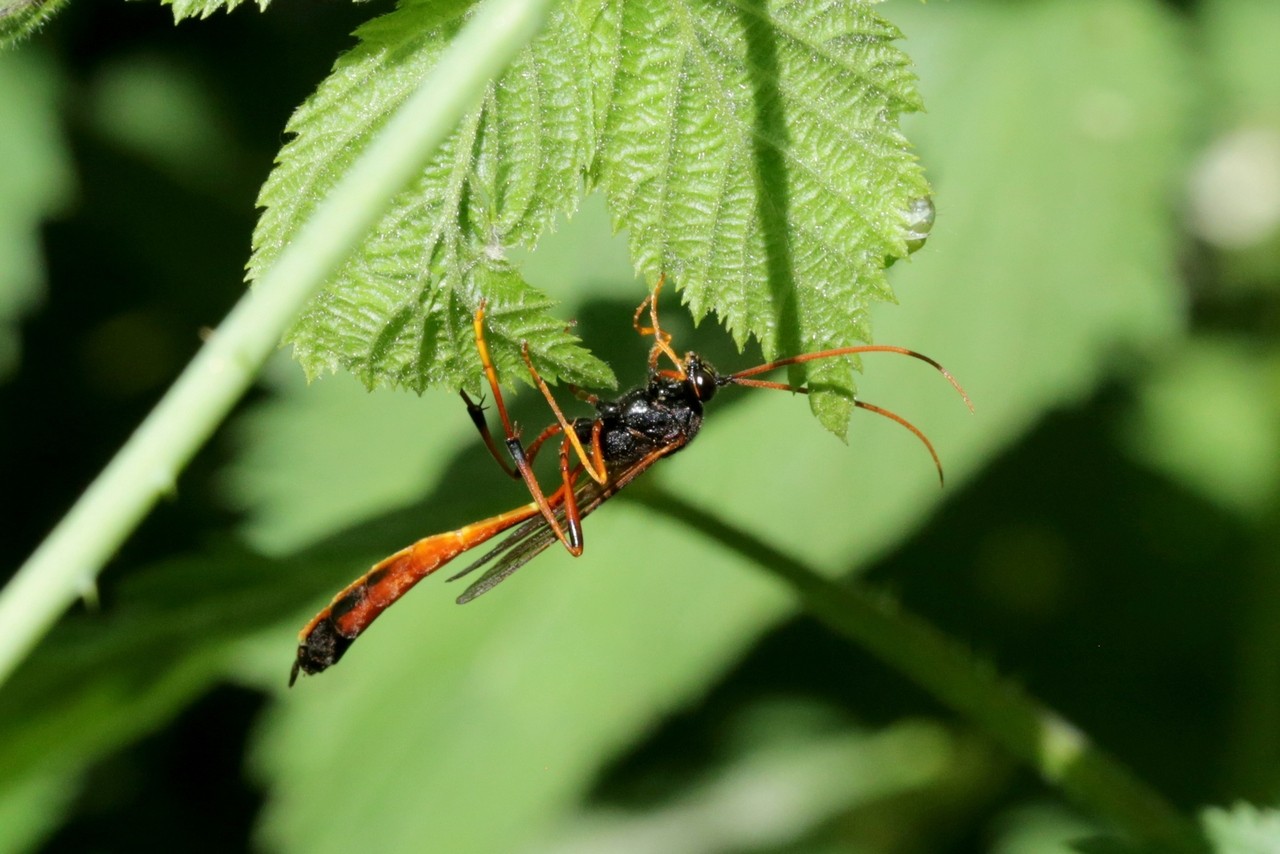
449, 479, 609, 603
449, 443, 680, 603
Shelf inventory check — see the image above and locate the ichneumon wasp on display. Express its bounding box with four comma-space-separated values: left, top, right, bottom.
289, 278, 971, 684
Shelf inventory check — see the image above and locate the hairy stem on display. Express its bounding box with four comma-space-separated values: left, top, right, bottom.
629, 484, 1206, 853
0, 0, 555, 690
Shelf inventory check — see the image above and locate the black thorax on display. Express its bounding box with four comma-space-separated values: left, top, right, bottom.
573, 371, 706, 468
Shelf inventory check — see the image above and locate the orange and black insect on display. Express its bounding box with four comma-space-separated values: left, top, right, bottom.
289, 279, 971, 684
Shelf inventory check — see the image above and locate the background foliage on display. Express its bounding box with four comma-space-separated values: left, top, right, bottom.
2, 0, 1279, 852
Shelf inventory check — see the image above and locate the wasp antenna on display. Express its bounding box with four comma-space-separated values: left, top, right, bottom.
727, 345, 972, 413
725, 377, 811, 393
855, 399, 946, 487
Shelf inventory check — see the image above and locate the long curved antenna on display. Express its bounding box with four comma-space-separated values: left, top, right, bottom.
725, 343, 972, 486
726, 377, 949, 486
856, 400, 947, 486
726, 344, 973, 412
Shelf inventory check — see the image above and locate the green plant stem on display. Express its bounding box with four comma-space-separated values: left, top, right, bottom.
629, 484, 1207, 854
0, 0, 555, 690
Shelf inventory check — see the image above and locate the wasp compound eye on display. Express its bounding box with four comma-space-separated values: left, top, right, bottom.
688, 360, 718, 401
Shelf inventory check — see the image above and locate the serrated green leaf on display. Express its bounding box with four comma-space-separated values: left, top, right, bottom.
0, 0, 68, 47
255, 0, 927, 434
587, 0, 929, 434
160, 0, 270, 22
252, 0, 614, 394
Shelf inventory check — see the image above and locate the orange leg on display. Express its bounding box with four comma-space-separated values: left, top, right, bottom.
471, 302, 592, 552
633, 274, 684, 376
556, 434, 586, 554
519, 342, 608, 485
461, 389, 562, 479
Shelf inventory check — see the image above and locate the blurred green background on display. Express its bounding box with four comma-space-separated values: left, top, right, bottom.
2, 0, 1279, 851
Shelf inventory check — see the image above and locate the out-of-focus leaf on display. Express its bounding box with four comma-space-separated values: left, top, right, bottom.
1070, 838, 1162, 854
218, 358, 475, 555
86, 54, 245, 201
0, 548, 314, 791
1201, 0, 1280, 125
1124, 339, 1280, 516
1190, 0, 1280, 281
0, 770, 78, 854
248, 1, 1192, 850
1186, 127, 1280, 258
0, 49, 72, 380
988, 803, 1100, 854
1202, 803, 1280, 854
0, 519, 432, 816
529, 719, 953, 854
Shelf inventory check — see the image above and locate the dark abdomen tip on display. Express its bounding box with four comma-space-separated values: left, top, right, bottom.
289, 620, 354, 686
